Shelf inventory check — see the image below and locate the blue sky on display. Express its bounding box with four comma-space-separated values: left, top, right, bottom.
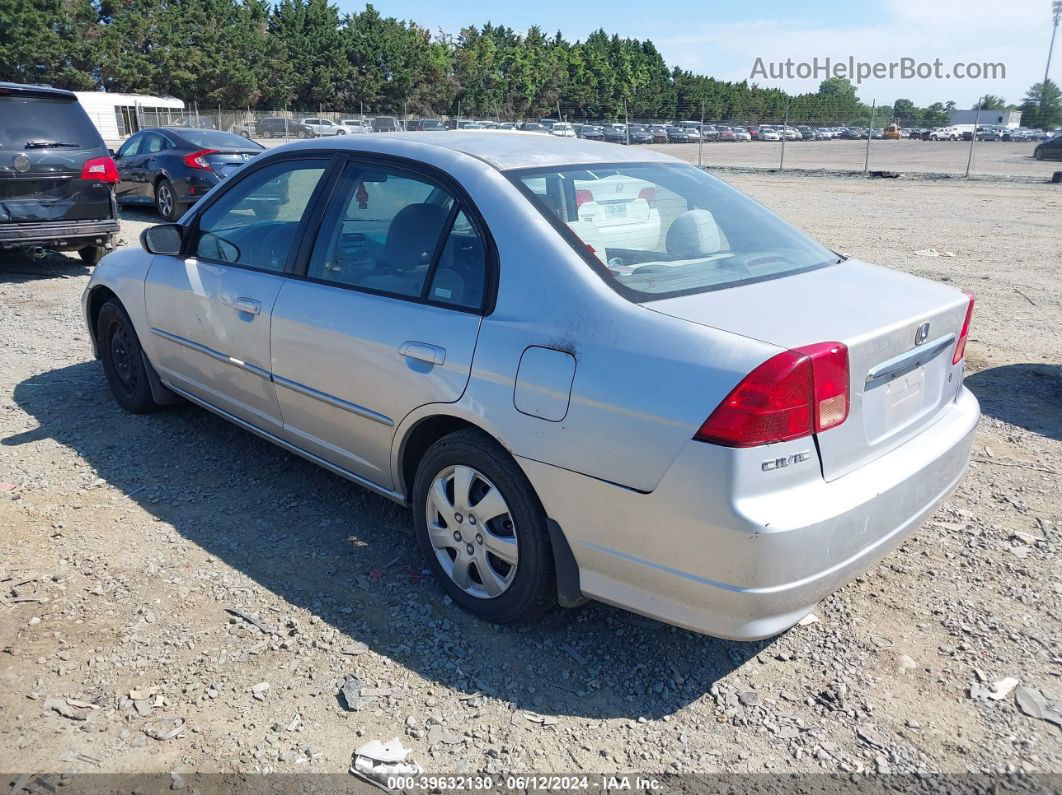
338, 0, 1054, 107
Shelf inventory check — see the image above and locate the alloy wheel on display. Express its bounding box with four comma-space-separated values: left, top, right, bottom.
157, 184, 173, 219
424, 465, 518, 599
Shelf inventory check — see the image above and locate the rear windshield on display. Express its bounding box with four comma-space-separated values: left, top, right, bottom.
177, 130, 263, 149
0, 95, 103, 151
510, 162, 840, 300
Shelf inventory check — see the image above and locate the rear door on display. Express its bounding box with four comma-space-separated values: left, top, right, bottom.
114, 133, 145, 200
0, 88, 113, 223
269, 158, 489, 488
144, 155, 334, 432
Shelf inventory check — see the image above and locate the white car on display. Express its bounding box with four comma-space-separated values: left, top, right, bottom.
761, 129, 781, 141
550, 123, 577, 138
339, 119, 370, 134
299, 118, 350, 137
929, 128, 960, 141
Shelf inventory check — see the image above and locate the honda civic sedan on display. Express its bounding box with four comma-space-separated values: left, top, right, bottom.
82, 132, 979, 639
113, 128, 265, 221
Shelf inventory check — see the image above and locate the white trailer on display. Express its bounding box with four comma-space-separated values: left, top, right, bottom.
72, 91, 185, 144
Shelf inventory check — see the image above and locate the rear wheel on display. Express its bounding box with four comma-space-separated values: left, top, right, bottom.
78, 246, 105, 266
155, 178, 183, 222
412, 429, 556, 624
97, 299, 160, 414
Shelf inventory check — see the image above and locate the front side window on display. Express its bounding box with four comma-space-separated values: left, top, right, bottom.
194, 159, 327, 271
308, 163, 488, 309
511, 162, 839, 300
116, 134, 142, 158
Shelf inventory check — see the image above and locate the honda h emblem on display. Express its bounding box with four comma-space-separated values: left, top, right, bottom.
914, 322, 930, 345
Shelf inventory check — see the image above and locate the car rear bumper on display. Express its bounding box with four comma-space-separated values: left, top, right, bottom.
0, 219, 120, 250
520, 386, 980, 640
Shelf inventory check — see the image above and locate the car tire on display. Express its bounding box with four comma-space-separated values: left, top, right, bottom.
412, 428, 557, 624
1035, 149, 1044, 160
97, 299, 161, 414
155, 178, 182, 222
78, 246, 106, 266
240, 130, 251, 139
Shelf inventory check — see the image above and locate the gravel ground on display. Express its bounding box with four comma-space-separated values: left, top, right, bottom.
0, 173, 1060, 781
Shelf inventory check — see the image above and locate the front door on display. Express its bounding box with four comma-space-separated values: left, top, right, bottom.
144, 157, 332, 432
270, 160, 490, 488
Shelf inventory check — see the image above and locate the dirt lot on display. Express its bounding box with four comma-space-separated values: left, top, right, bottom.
1, 173, 1060, 783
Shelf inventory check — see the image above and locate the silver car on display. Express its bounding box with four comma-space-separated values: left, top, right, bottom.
83, 133, 979, 640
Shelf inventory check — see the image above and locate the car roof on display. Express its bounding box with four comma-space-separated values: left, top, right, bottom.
277, 130, 677, 171
0, 81, 77, 99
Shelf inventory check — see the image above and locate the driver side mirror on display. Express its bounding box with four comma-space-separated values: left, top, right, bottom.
141, 224, 184, 256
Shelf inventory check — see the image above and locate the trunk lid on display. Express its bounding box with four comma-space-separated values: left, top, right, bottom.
648, 259, 971, 480
203, 150, 261, 180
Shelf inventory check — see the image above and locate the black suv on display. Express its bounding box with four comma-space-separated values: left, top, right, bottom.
1, 82, 119, 265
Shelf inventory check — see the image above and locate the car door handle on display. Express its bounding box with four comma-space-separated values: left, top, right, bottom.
233, 297, 261, 315
399, 342, 446, 366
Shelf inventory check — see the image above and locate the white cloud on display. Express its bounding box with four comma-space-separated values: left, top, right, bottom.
655, 0, 1053, 106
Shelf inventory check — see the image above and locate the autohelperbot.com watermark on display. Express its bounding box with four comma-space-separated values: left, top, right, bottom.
750, 56, 1005, 84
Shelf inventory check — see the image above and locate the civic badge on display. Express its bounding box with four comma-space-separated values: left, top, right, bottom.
13, 154, 30, 173
914, 322, 930, 345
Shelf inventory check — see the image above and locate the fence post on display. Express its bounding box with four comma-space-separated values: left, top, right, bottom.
698, 100, 704, 167
780, 98, 789, 170
965, 103, 981, 178
864, 99, 876, 172
624, 100, 630, 146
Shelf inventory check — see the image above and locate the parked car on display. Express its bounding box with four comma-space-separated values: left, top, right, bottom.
746, 125, 762, 140
371, 116, 402, 133
649, 125, 669, 143
300, 118, 350, 137
339, 119, 371, 134
550, 122, 577, 138
0, 82, 119, 265
113, 128, 265, 221
408, 119, 447, 132
665, 126, 692, 143
760, 128, 781, 142
603, 126, 629, 144
626, 124, 654, 144
578, 125, 604, 141
732, 128, 752, 142
240, 117, 314, 139
1033, 133, 1062, 160
518, 122, 549, 134
85, 133, 980, 640
928, 128, 959, 141
716, 126, 737, 142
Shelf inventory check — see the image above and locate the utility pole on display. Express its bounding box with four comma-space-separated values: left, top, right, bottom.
864, 99, 876, 172
1042, 1, 1062, 124
698, 100, 704, 167
965, 103, 982, 177
779, 98, 789, 170
557, 99, 562, 123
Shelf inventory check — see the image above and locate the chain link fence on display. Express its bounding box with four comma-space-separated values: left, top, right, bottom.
104, 98, 1058, 180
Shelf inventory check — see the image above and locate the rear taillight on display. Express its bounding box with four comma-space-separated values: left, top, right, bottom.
182, 148, 219, 170
575, 189, 593, 209
637, 187, 656, 208
80, 156, 118, 183
952, 291, 975, 364
695, 342, 849, 448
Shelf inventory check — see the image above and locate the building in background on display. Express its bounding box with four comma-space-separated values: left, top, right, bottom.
948, 109, 1022, 128
73, 92, 185, 143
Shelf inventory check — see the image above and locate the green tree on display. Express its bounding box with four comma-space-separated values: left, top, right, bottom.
1018, 80, 1062, 129
973, 94, 1006, 110
0, 0, 99, 89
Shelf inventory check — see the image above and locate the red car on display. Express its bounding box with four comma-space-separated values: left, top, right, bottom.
746, 125, 762, 141
716, 126, 737, 142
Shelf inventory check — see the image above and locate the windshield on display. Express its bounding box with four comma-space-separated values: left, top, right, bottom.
510, 162, 839, 300
0, 95, 102, 151
177, 130, 263, 149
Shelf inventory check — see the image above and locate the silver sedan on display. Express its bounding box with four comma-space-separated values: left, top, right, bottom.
83, 133, 979, 639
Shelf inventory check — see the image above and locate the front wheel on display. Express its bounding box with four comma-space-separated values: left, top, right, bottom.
412, 429, 556, 624
97, 299, 161, 414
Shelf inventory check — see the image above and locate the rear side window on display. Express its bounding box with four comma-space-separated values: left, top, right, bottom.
308, 163, 488, 309
0, 95, 103, 151
179, 130, 263, 150
510, 162, 839, 300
